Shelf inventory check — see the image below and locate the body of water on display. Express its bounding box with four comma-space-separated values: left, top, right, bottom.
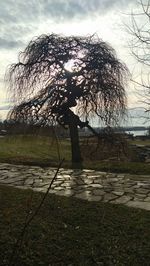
126, 130, 148, 136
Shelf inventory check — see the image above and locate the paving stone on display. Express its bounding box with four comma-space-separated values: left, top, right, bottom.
41, 174, 52, 178
103, 193, 118, 202
75, 194, 87, 200
41, 178, 52, 183
60, 171, 73, 175
113, 195, 132, 204
33, 182, 44, 188
93, 179, 103, 184
104, 187, 113, 193
106, 174, 117, 178
135, 188, 149, 194
113, 184, 124, 188
32, 187, 46, 192
76, 179, 85, 185
0, 177, 6, 181
133, 197, 145, 202
62, 184, 76, 190
90, 184, 103, 188
5, 173, 20, 179
37, 184, 49, 189
126, 201, 150, 211
73, 188, 85, 193
57, 173, 70, 179
93, 189, 105, 196
24, 179, 34, 185
14, 181, 27, 186
75, 191, 91, 200
73, 184, 90, 190
48, 189, 57, 194
52, 180, 63, 186
135, 193, 147, 199
124, 188, 134, 193
123, 184, 134, 188
117, 174, 125, 179
55, 190, 74, 197
23, 174, 35, 179
88, 195, 102, 202
64, 186, 72, 190
137, 183, 150, 189
131, 184, 141, 189
71, 171, 83, 177
137, 181, 149, 186
53, 187, 64, 191
83, 169, 95, 173
112, 191, 124, 196
136, 175, 150, 180
14, 185, 31, 190
118, 180, 125, 184
84, 179, 93, 185
87, 175, 98, 180
124, 181, 136, 186
106, 178, 119, 183
0, 163, 150, 211
0, 178, 22, 184
87, 176, 100, 180
144, 197, 150, 202
28, 166, 41, 170
0, 170, 10, 174
92, 171, 107, 175
0, 179, 11, 184
0, 176, 9, 181
79, 174, 87, 178
61, 182, 72, 187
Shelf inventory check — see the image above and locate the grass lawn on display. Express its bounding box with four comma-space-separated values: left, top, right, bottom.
0, 135, 71, 165
130, 139, 150, 146
0, 135, 150, 175
0, 185, 150, 266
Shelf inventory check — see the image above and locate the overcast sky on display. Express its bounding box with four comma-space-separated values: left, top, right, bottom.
0, 0, 144, 119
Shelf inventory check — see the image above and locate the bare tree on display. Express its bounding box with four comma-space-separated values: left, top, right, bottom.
6, 34, 127, 167
126, 0, 150, 113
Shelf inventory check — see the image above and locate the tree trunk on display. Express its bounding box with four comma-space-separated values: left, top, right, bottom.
68, 119, 82, 169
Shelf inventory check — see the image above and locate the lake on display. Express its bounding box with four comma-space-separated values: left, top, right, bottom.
126, 130, 149, 136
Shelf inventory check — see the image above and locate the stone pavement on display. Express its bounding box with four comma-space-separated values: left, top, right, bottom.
0, 163, 150, 211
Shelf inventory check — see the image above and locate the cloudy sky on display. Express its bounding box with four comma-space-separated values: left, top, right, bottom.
0, 0, 144, 119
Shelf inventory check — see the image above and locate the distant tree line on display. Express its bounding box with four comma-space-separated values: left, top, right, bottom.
0, 119, 69, 137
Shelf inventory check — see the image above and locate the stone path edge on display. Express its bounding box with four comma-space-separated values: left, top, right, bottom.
0, 163, 150, 211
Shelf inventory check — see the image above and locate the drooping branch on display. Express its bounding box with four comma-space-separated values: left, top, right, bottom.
7, 34, 128, 128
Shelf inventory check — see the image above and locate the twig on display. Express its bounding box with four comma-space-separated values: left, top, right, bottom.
8, 158, 64, 266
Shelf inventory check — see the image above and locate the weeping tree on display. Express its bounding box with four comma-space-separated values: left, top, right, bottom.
7, 34, 127, 167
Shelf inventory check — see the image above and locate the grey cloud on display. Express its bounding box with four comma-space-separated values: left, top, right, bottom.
0, 23, 35, 50
0, 1, 39, 50
0, 0, 136, 25
0, 78, 4, 83
0, 0, 39, 24
0, 0, 136, 51
0, 37, 24, 49
0, 24, 35, 38
42, 0, 135, 20
0, 105, 12, 110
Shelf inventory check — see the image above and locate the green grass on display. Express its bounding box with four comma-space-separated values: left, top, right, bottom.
84, 160, 150, 175
130, 139, 150, 146
0, 135, 150, 175
0, 185, 150, 266
0, 135, 71, 165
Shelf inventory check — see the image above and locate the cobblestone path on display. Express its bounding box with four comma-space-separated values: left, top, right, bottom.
0, 163, 150, 211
